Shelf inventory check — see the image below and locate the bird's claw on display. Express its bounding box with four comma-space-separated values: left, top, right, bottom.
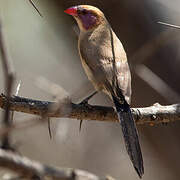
79, 99, 89, 106
78, 91, 97, 132
79, 91, 97, 106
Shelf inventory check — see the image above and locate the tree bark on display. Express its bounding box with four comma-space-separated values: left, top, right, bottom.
0, 94, 179, 125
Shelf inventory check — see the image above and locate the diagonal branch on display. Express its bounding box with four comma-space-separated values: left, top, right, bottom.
157, 21, 180, 29
0, 94, 179, 126
0, 148, 113, 180
135, 64, 180, 103
28, 0, 43, 17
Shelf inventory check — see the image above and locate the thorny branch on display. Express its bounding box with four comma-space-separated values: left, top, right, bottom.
0, 94, 180, 126
0, 13, 179, 180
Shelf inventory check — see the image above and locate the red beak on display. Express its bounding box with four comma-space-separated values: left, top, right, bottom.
64, 7, 77, 16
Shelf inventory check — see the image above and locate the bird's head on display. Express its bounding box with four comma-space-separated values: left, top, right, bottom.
64, 5, 105, 32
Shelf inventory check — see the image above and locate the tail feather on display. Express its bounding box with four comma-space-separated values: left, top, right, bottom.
112, 95, 144, 178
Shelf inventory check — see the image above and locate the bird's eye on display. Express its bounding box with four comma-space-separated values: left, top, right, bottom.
82, 10, 87, 14
81, 9, 87, 15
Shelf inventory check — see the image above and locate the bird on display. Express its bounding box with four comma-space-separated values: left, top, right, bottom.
64, 5, 144, 178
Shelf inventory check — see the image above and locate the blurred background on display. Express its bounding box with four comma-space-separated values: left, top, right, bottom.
0, 0, 180, 179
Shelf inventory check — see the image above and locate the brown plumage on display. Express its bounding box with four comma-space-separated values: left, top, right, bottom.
65, 5, 144, 178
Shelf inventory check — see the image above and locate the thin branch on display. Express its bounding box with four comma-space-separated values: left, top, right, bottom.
129, 29, 179, 65
28, 0, 43, 17
0, 148, 112, 180
157, 21, 180, 29
135, 64, 180, 103
0, 94, 179, 125
0, 20, 15, 149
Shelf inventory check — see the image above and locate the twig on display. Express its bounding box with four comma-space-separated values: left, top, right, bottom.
157, 21, 180, 29
135, 64, 180, 103
28, 0, 43, 17
130, 29, 179, 65
0, 20, 15, 150
0, 148, 111, 180
0, 94, 179, 125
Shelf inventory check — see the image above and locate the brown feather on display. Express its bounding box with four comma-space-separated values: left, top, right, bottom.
78, 22, 131, 103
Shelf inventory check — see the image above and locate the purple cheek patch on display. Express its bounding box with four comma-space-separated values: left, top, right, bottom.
79, 14, 97, 30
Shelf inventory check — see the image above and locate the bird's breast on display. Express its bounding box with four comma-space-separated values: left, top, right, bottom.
80, 56, 103, 91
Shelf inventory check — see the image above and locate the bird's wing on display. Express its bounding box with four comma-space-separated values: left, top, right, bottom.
116, 59, 131, 104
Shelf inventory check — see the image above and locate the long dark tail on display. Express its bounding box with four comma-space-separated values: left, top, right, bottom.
112, 95, 144, 178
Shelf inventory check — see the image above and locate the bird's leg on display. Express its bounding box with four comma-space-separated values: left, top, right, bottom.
79, 91, 98, 105
79, 91, 97, 131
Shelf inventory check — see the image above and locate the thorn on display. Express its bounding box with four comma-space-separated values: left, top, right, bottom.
78, 91, 97, 132
48, 118, 52, 139
79, 120, 83, 132
28, 0, 43, 17
15, 81, 21, 96
79, 91, 97, 105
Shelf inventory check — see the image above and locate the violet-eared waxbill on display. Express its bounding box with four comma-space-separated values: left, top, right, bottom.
64, 5, 144, 178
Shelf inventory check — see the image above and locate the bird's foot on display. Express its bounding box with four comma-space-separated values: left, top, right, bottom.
78, 91, 97, 131
79, 91, 97, 105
